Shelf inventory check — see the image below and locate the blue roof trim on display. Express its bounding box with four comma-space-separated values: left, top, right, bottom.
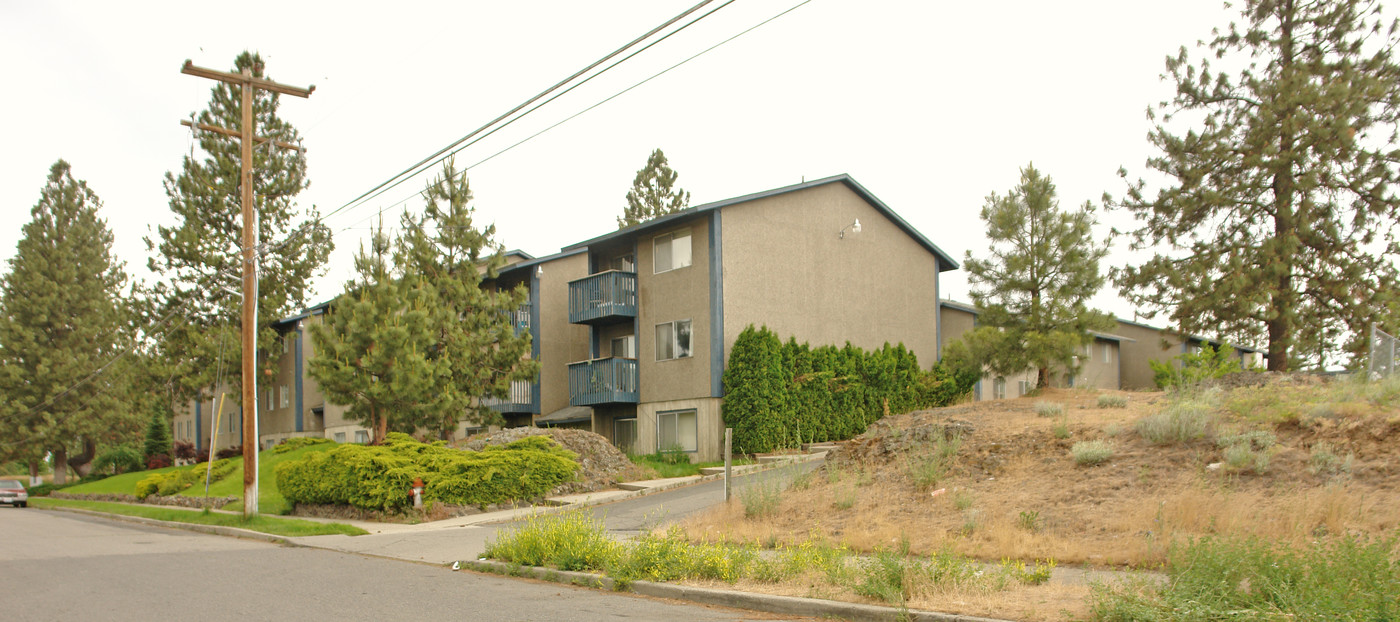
561, 174, 959, 272
504, 249, 536, 261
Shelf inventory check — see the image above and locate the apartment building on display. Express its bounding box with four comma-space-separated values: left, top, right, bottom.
175, 175, 960, 461
938, 299, 1262, 399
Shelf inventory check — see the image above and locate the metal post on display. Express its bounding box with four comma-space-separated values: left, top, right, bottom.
1368, 323, 1377, 379
724, 428, 732, 502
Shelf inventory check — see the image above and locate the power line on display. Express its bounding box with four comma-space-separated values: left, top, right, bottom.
321, 0, 718, 223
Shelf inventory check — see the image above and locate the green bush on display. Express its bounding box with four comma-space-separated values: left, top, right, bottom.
276, 433, 578, 511
134, 458, 238, 499
273, 437, 335, 454
92, 445, 144, 476
1097, 394, 1128, 408
1150, 344, 1243, 389
1034, 401, 1064, 417
722, 325, 976, 453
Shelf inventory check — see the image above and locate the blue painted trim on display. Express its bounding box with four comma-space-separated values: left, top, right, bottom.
195, 400, 203, 452
294, 329, 304, 433
529, 273, 542, 415
709, 209, 725, 397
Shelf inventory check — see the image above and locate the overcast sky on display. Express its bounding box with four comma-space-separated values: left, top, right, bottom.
1, 0, 1243, 328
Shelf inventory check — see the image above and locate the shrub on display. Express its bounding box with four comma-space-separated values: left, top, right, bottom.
215, 446, 243, 460
1097, 393, 1128, 408
740, 476, 783, 518
483, 511, 619, 571
145, 454, 172, 470
272, 437, 334, 454
1151, 344, 1243, 389
92, 445, 144, 475
1135, 400, 1216, 445
1223, 443, 1270, 474
1052, 418, 1071, 439
723, 325, 976, 453
143, 408, 173, 460
195, 449, 210, 463
134, 458, 238, 499
1071, 440, 1114, 465
1309, 442, 1353, 477
1033, 401, 1064, 417
276, 433, 578, 511
173, 441, 196, 461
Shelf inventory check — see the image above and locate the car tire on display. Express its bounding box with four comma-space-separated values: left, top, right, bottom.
19, 502, 26, 508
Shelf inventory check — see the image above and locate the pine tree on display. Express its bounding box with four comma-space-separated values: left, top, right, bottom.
1113, 0, 1400, 370
396, 159, 538, 436
962, 164, 1113, 388
309, 160, 537, 442
617, 148, 691, 228
308, 220, 438, 444
145, 51, 332, 405
0, 160, 134, 484
142, 407, 173, 461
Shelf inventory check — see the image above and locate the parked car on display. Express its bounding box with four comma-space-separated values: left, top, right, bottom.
0, 479, 28, 508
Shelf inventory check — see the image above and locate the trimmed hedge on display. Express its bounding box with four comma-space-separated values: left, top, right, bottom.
723, 325, 978, 454
275, 433, 578, 511
272, 437, 335, 454
135, 458, 239, 499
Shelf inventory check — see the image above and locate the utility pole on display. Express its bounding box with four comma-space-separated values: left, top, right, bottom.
180, 59, 313, 518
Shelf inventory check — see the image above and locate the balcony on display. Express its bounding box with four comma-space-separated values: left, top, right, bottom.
482, 379, 537, 414
568, 270, 637, 325
506, 304, 530, 335
568, 357, 639, 406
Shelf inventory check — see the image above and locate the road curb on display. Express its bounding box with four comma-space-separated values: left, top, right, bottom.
36, 504, 292, 546
460, 559, 1014, 622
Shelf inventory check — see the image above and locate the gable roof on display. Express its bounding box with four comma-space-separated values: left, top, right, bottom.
561, 174, 958, 272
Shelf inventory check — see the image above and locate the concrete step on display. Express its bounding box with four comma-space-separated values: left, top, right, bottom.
804, 444, 840, 454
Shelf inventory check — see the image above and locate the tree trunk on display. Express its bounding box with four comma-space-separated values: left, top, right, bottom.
28, 460, 42, 487
1037, 367, 1051, 389
1269, 0, 1297, 373
373, 411, 388, 445
52, 447, 68, 486
67, 438, 96, 478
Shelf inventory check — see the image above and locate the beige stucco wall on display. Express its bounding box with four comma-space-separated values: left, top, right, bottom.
537, 253, 593, 417
638, 217, 713, 403
1115, 321, 1188, 390
1070, 338, 1122, 391
173, 385, 243, 453
721, 183, 941, 369
637, 397, 724, 462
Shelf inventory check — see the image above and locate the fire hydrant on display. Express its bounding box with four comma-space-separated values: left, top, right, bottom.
411, 477, 425, 509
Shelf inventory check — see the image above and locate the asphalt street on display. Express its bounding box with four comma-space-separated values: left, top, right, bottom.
0, 508, 808, 622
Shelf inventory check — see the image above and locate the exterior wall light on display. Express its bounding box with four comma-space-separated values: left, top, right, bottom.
535, 265, 544, 278
839, 218, 862, 239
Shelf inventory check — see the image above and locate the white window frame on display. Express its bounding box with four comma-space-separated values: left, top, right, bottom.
993, 377, 1006, 400
280, 384, 291, 408
653, 230, 692, 274
334, 432, 346, 443
354, 430, 369, 444
1102, 343, 1112, 364
656, 409, 698, 453
655, 319, 693, 361
611, 334, 636, 359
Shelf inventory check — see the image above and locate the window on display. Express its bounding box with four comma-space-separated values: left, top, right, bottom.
1018, 380, 1030, 396
615, 418, 638, 454
334, 432, 346, 443
280, 384, 290, 408
264, 389, 272, 411
611, 254, 635, 272
283, 335, 292, 354
657, 410, 697, 452
1102, 343, 1112, 364
354, 430, 369, 444
653, 230, 692, 274
993, 377, 1006, 400
611, 335, 636, 359
655, 320, 692, 360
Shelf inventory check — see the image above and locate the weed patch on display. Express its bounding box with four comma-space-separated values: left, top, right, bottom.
1097, 394, 1128, 408
905, 432, 962, 490
1135, 400, 1216, 445
1033, 402, 1064, 418
1071, 440, 1114, 465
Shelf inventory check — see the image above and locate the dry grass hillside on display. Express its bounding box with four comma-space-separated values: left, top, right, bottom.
684, 374, 1400, 570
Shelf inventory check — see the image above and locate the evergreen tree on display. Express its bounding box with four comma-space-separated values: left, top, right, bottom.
0, 160, 133, 484
617, 148, 691, 228
396, 159, 538, 436
145, 51, 332, 405
308, 220, 438, 444
310, 160, 536, 442
1113, 0, 1400, 370
142, 407, 173, 461
962, 164, 1113, 388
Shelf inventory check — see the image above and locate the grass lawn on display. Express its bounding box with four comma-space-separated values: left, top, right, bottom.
61, 463, 186, 495
629, 453, 754, 479
59, 443, 337, 516
181, 443, 337, 515
31, 497, 367, 537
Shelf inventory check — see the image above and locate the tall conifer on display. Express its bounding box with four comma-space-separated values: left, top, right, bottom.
617, 149, 690, 228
